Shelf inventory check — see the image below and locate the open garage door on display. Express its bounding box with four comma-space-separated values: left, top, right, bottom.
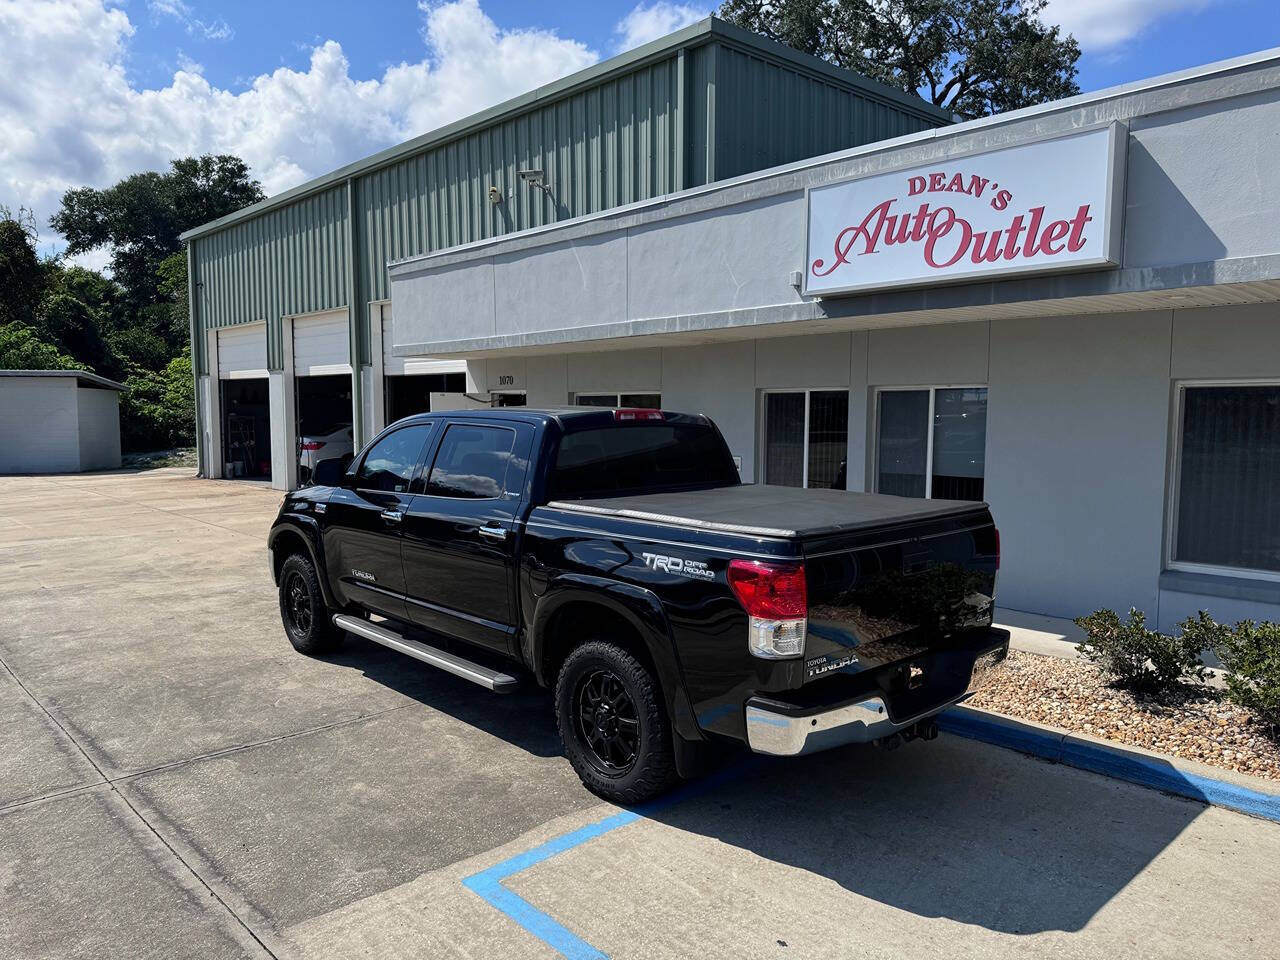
216, 324, 267, 379
382, 311, 466, 421
215, 325, 270, 481
293, 311, 351, 377
292, 311, 353, 485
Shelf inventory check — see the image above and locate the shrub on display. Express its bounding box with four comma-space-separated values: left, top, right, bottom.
1211, 619, 1280, 732
1073, 608, 1207, 694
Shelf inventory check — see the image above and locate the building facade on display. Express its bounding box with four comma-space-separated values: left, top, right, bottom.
383, 48, 1280, 630
185, 19, 1280, 630
181, 18, 947, 488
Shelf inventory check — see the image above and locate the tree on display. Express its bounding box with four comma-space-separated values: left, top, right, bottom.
0, 323, 80, 371
50, 155, 263, 309
0, 208, 45, 330
718, 0, 1080, 119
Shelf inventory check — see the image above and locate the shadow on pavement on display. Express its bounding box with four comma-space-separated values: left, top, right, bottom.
327, 634, 563, 758
644, 737, 1203, 935
325, 635, 1202, 936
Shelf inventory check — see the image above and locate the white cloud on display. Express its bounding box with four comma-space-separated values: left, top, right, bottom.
615, 2, 709, 52
0, 0, 598, 247
148, 0, 233, 41
1042, 0, 1219, 49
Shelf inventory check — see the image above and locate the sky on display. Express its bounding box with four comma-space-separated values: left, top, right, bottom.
3, 0, 1278, 266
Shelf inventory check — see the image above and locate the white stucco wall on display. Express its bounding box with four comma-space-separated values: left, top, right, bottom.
0, 378, 122, 474
446, 301, 1280, 629
0, 378, 80, 473
75, 386, 122, 471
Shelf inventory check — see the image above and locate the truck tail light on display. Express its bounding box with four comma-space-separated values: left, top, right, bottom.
613, 408, 664, 421
994, 527, 1001, 570
300, 441, 325, 452
727, 559, 807, 660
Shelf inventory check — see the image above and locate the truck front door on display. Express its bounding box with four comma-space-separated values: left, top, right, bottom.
400, 420, 532, 656
322, 422, 434, 620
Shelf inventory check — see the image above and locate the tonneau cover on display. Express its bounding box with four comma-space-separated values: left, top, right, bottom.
547, 484, 987, 539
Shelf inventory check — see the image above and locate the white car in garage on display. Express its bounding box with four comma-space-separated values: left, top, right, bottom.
297, 423, 353, 485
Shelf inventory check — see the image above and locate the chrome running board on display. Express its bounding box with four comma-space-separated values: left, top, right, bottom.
332, 614, 519, 693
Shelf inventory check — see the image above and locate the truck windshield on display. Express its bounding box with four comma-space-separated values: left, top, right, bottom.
549, 423, 740, 500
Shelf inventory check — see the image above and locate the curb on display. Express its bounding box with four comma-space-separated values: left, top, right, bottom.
937, 705, 1280, 824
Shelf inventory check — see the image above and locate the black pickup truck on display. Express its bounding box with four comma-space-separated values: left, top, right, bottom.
268, 407, 1007, 802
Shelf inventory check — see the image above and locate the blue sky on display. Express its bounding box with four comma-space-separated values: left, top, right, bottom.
3, 0, 1278, 261
123, 0, 1280, 97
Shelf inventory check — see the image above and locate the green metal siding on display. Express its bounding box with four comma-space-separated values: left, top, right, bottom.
712, 42, 939, 182
192, 184, 348, 372
354, 54, 683, 360
189, 28, 948, 376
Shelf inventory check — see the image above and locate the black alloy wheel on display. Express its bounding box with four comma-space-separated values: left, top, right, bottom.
283, 570, 313, 635
554, 639, 678, 804
575, 668, 641, 775
278, 552, 343, 655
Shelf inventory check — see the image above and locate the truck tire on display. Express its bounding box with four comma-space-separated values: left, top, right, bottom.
555, 639, 678, 804
278, 553, 343, 656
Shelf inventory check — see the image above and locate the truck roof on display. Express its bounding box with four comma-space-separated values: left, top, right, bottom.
389, 407, 711, 429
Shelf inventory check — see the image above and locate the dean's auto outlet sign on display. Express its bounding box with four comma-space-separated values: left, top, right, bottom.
804, 124, 1126, 296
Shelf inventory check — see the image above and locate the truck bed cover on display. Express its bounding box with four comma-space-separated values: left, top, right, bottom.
547, 484, 987, 539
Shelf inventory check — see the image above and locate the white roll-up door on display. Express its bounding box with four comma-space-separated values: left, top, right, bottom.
293, 311, 351, 377
382, 314, 465, 377
216, 325, 268, 379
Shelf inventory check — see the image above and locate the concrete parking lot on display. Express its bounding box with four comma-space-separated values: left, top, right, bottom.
2, 469, 1279, 960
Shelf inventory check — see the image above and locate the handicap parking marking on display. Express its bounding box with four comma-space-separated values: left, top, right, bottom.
461, 763, 760, 960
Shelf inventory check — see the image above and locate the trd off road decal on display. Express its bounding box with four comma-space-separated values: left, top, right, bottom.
641, 553, 715, 580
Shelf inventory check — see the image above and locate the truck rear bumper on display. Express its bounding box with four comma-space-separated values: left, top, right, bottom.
744, 632, 1008, 757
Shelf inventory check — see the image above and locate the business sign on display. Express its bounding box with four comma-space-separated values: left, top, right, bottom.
803, 124, 1125, 297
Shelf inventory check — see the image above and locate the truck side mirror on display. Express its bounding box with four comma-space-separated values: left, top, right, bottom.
312, 456, 352, 487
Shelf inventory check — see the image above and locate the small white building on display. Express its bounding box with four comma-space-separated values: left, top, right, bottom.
0, 370, 123, 474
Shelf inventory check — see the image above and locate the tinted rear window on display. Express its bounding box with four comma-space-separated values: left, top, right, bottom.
549, 423, 739, 500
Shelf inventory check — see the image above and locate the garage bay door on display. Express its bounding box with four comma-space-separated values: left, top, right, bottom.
216, 325, 267, 379
293, 311, 352, 376
382, 313, 465, 377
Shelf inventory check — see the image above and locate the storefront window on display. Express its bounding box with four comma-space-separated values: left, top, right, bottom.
1173, 383, 1280, 575
876, 387, 988, 501
763, 390, 850, 489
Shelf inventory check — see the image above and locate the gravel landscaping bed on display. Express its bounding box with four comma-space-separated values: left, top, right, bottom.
968, 649, 1280, 782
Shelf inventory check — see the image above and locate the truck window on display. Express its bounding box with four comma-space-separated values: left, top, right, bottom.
549, 423, 739, 500
355, 424, 433, 493
425, 424, 517, 499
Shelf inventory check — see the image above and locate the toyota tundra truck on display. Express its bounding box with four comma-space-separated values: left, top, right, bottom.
268, 407, 1007, 803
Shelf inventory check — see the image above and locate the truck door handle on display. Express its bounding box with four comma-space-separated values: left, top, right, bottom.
478, 523, 507, 541
381, 510, 403, 523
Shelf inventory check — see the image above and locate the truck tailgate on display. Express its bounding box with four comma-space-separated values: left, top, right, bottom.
801, 507, 999, 683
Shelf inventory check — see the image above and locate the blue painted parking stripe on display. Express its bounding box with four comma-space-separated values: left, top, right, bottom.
461, 763, 760, 959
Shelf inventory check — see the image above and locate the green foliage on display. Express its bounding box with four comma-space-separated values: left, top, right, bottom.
717, 0, 1081, 119
33, 290, 121, 379
1073, 608, 1208, 694
51, 155, 263, 308
119, 348, 196, 451
0, 322, 80, 370
1192, 616, 1280, 731
0, 209, 45, 329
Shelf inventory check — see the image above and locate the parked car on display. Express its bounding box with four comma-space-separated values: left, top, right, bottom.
268, 408, 1007, 802
297, 423, 353, 485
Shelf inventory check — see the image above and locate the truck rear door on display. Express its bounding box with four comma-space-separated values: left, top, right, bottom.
399, 420, 534, 656
800, 508, 999, 682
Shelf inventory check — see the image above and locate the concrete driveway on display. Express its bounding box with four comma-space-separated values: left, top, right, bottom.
2, 469, 1278, 960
